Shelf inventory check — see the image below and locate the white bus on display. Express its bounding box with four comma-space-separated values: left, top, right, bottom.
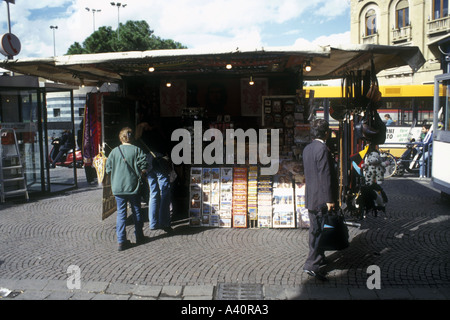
432, 74, 450, 199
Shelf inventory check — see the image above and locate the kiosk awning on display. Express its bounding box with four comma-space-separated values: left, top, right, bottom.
0, 44, 425, 86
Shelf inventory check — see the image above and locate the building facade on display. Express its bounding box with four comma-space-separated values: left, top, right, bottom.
351, 0, 450, 85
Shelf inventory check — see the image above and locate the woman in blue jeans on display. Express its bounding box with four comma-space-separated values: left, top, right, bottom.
147, 158, 172, 232
135, 121, 173, 233
106, 127, 148, 251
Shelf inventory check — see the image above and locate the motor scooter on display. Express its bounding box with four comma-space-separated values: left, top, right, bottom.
395, 139, 421, 176
395, 119, 422, 176
49, 136, 83, 168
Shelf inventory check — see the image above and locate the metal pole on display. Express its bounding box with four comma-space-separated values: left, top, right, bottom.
117, 5, 120, 40
6, 2, 11, 34
50, 26, 57, 56
53, 29, 56, 56
92, 11, 96, 32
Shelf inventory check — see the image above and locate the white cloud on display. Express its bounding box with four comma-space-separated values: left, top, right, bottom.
312, 31, 352, 47
0, 0, 350, 58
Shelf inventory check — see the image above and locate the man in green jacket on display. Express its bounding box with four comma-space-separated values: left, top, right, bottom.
106, 127, 148, 251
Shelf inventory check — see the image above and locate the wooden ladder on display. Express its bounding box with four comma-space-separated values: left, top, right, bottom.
0, 128, 29, 203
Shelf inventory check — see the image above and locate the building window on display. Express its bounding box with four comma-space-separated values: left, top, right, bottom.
396, 1, 410, 28
366, 9, 377, 36
53, 108, 61, 117
433, 0, 449, 19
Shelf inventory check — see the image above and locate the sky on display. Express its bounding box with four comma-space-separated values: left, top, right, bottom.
0, 0, 351, 59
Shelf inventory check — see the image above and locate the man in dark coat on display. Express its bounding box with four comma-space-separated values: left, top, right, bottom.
302, 119, 338, 281
51, 130, 74, 168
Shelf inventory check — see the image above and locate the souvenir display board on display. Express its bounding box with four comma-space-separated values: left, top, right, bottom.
261, 93, 312, 229
186, 92, 313, 229
188, 165, 312, 229
189, 167, 203, 226
232, 167, 248, 228
248, 166, 258, 228
295, 181, 309, 228
219, 167, 233, 228
257, 175, 273, 228
262, 95, 298, 158
189, 167, 223, 227
272, 159, 297, 228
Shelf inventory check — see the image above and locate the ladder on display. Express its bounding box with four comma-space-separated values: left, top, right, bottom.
0, 128, 29, 203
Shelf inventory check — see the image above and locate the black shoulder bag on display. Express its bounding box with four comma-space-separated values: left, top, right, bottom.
138, 139, 172, 176
318, 207, 350, 251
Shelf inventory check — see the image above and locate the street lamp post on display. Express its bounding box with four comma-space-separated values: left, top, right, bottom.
110, 2, 127, 40
50, 25, 58, 56
85, 7, 101, 33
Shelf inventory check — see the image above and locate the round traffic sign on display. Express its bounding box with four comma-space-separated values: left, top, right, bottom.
0, 33, 21, 57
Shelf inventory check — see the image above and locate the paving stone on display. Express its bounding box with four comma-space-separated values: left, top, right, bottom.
106, 283, 137, 295
132, 285, 162, 297
407, 288, 448, 300
44, 291, 75, 300
348, 287, 379, 300
69, 292, 98, 300
375, 288, 414, 300
81, 281, 109, 293
183, 285, 214, 297
161, 285, 183, 297
13, 290, 51, 300
0, 177, 449, 300
91, 293, 130, 300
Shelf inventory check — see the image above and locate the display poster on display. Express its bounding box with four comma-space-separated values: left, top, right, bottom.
210, 168, 221, 227
101, 173, 116, 220
219, 167, 233, 228
295, 182, 309, 228
257, 175, 273, 228
189, 167, 202, 226
381, 126, 422, 147
232, 167, 248, 228
248, 166, 258, 227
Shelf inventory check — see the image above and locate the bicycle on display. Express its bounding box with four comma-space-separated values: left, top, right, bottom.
379, 149, 397, 179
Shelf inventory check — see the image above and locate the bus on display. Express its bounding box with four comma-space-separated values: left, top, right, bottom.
308, 84, 440, 157
432, 74, 450, 198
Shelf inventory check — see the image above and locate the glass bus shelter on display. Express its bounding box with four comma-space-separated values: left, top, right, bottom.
0, 75, 79, 198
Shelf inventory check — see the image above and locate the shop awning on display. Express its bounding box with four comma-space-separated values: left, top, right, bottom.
0, 44, 425, 87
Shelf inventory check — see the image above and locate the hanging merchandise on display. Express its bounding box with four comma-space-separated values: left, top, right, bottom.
357, 183, 388, 218
358, 60, 387, 146
361, 150, 388, 186
83, 93, 103, 167
340, 60, 390, 223
350, 145, 370, 176
93, 151, 107, 183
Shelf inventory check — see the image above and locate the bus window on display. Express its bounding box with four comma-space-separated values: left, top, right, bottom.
437, 82, 449, 131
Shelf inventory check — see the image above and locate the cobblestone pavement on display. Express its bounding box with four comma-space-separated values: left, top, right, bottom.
0, 174, 449, 301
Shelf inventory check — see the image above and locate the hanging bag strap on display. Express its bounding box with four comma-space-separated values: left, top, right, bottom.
118, 145, 142, 183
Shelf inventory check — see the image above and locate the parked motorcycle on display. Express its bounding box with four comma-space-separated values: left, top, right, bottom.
49, 136, 83, 168
395, 138, 421, 176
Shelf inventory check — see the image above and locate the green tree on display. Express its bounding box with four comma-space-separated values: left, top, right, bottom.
66, 20, 186, 55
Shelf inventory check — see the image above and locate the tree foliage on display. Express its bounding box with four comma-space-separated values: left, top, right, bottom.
66, 20, 186, 55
